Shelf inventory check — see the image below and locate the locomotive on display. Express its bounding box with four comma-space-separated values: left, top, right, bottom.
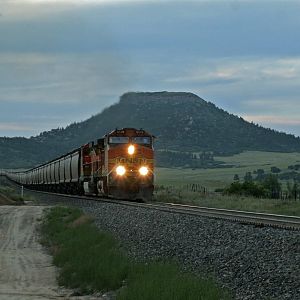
7, 128, 155, 201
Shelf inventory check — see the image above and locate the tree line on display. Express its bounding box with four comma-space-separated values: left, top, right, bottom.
225, 171, 300, 200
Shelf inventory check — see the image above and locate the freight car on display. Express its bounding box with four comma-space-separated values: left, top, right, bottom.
6, 128, 155, 201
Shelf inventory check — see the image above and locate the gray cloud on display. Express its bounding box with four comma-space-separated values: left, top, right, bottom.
1, 1, 300, 137
0, 52, 132, 104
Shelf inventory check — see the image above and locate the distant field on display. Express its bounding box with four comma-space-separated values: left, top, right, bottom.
155, 151, 300, 190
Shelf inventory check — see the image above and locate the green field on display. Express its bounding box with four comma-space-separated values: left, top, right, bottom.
154, 151, 300, 216
155, 151, 300, 190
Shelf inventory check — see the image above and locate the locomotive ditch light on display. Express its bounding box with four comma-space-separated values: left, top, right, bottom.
116, 165, 126, 176
128, 144, 135, 155
139, 166, 149, 176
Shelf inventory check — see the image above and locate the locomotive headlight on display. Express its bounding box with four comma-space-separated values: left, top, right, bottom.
128, 145, 135, 155
116, 165, 126, 176
139, 166, 149, 176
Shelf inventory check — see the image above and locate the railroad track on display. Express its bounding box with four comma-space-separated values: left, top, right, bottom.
20, 187, 300, 231
1, 176, 299, 230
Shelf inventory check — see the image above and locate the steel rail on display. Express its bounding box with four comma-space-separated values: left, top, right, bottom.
18, 186, 300, 231
156, 202, 300, 230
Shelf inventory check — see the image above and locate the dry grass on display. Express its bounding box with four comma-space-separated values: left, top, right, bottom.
68, 215, 94, 228
0, 191, 24, 205
154, 187, 300, 216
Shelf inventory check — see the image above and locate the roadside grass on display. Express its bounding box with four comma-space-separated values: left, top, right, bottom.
154, 188, 300, 216
41, 206, 230, 299
118, 262, 225, 300
0, 186, 33, 204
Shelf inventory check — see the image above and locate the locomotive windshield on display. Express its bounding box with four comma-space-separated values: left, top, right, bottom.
109, 137, 129, 144
132, 136, 151, 144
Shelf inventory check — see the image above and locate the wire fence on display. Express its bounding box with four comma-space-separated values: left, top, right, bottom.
155, 184, 300, 201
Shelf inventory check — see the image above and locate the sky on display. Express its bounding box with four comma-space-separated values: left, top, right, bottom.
0, 0, 300, 137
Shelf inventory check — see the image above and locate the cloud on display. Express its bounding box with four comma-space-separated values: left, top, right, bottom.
4, 0, 135, 2
0, 52, 132, 104
165, 57, 300, 84
1, 1, 300, 137
242, 114, 300, 137
242, 97, 300, 112
0, 122, 33, 131
243, 115, 300, 126
1, 0, 300, 57
165, 67, 240, 85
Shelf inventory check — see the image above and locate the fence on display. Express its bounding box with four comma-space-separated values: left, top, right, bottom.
184, 183, 209, 195
280, 191, 300, 201
155, 184, 209, 196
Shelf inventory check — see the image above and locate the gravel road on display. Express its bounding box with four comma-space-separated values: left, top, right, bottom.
0, 206, 61, 300
0, 204, 109, 300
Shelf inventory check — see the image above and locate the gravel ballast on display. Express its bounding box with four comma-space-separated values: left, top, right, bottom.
2, 180, 300, 300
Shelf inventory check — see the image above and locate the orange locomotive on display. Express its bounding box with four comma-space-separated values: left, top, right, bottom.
7, 128, 155, 201
82, 128, 155, 200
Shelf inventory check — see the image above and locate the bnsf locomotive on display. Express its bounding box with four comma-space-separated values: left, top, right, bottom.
7, 128, 154, 201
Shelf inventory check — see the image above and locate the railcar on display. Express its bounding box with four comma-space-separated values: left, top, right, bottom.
6, 128, 154, 201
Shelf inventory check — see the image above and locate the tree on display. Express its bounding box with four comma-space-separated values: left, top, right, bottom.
271, 166, 281, 173
263, 175, 281, 199
255, 169, 265, 181
224, 181, 265, 198
287, 181, 293, 199
233, 174, 240, 181
291, 181, 299, 201
244, 172, 253, 183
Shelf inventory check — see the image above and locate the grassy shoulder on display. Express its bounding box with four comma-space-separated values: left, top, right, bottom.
0, 186, 29, 205
41, 206, 230, 300
154, 187, 300, 216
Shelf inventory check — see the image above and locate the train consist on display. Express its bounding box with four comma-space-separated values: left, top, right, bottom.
5, 128, 155, 201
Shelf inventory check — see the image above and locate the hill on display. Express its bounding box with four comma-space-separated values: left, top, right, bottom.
1, 92, 300, 168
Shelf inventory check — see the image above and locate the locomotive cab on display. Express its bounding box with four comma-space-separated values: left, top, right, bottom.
105, 128, 154, 201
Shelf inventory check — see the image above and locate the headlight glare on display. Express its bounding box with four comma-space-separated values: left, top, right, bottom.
116, 165, 126, 176
128, 145, 135, 155
139, 166, 149, 176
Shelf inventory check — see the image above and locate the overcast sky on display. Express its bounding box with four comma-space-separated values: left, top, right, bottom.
0, 0, 300, 137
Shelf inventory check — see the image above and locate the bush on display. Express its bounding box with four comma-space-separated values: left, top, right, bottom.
271, 166, 281, 173
224, 181, 265, 198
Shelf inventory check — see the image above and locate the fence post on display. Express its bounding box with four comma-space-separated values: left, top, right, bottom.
21, 186, 24, 199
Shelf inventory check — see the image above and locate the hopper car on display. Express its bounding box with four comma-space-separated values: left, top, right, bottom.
5, 128, 154, 201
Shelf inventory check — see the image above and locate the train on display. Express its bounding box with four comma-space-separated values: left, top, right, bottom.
4, 128, 155, 201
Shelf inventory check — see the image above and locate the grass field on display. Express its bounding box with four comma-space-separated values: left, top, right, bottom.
154, 188, 300, 216
42, 206, 230, 299
155, 151, 300, 190
154, 151, 300, 216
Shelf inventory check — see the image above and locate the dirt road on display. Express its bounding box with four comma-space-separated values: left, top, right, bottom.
0, 205, 62, 300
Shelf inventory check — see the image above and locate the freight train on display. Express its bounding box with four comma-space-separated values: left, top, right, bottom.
5, 128, 155, 201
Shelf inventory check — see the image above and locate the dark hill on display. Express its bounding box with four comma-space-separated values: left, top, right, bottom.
1, 92, 300, 168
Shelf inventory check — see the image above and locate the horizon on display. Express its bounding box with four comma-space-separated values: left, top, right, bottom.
1, 0, 300, 137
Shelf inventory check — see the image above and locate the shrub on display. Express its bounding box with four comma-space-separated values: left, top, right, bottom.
224, 181, 265, 198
